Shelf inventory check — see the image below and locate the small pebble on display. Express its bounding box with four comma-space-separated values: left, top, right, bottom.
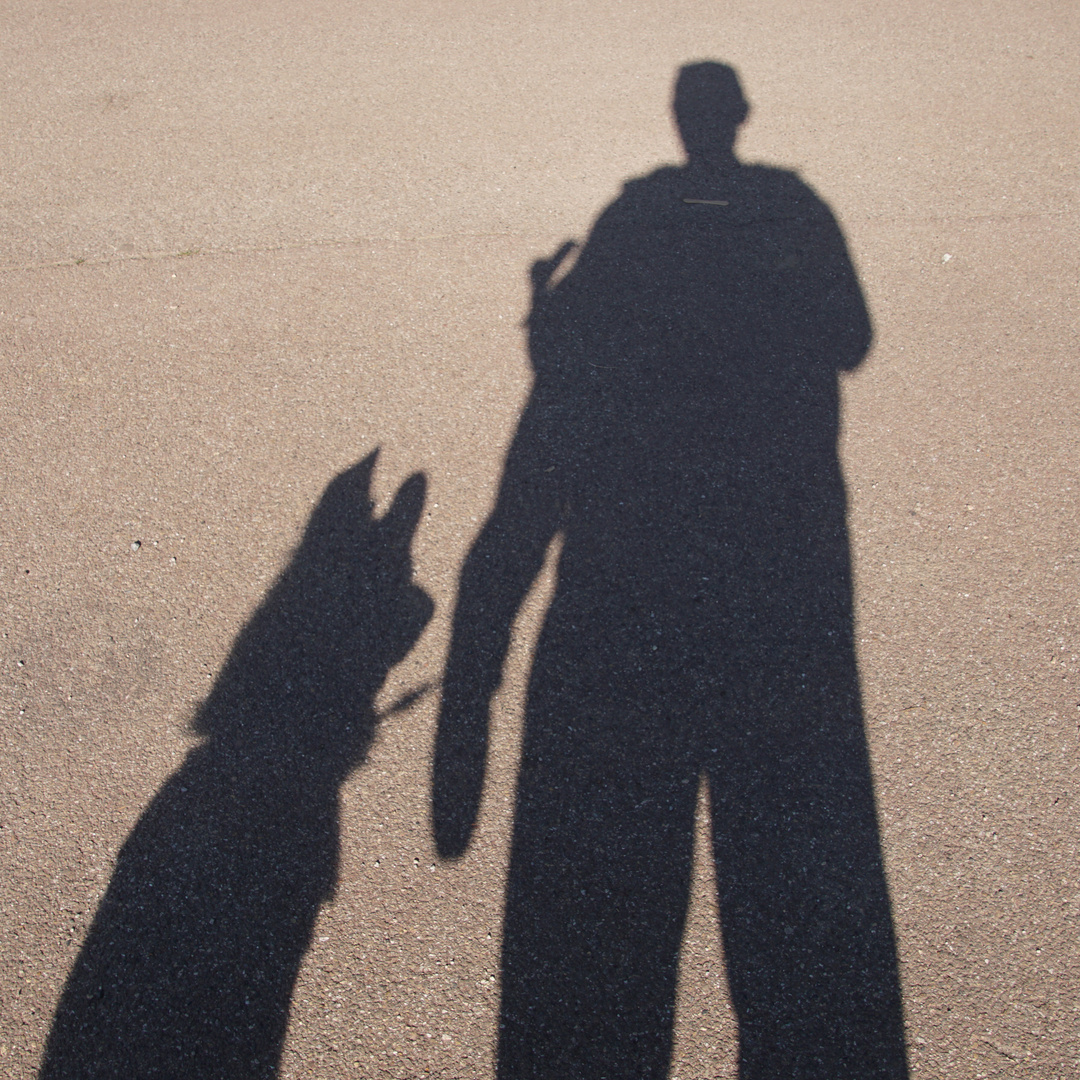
131, 540, 141, 551
942, 253, 952, 262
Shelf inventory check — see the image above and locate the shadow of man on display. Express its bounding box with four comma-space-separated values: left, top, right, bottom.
433, 63, 908, 1080
42, 453, 432, 1079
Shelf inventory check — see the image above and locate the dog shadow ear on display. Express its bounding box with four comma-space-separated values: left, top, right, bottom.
379, 470, 427, 551
301, 450, 380, 546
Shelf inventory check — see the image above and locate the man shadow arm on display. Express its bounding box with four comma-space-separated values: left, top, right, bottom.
432, 392, 563, 859
800, 192, 873, 371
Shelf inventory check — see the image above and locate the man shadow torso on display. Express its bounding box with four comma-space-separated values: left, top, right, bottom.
435, 64, 908, 1080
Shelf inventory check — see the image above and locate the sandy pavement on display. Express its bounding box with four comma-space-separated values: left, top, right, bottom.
1, 1, 1077, 1077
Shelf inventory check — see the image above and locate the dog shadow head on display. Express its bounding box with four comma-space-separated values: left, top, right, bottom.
195, 451, 433, 771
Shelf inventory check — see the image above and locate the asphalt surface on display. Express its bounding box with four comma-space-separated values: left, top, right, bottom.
1, 1, 1077, 1078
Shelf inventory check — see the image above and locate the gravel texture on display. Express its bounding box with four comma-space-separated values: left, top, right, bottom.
1, 1, 1077, 1078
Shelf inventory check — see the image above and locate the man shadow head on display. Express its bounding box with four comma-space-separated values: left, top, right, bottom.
673, 61, 749, 169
